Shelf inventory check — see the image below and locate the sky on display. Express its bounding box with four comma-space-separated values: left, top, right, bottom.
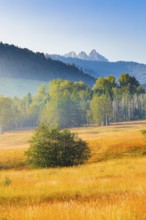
0, 0, 146, 63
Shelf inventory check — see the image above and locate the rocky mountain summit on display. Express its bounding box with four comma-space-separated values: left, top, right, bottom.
64, 49, 108, 62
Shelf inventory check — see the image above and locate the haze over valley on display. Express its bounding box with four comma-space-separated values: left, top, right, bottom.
1, 43, 146, 97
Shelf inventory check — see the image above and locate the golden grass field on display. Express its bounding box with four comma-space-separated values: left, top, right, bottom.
1, 121, 146, 219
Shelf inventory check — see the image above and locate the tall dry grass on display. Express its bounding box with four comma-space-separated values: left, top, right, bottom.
1, 157, 146, 219
0, 121, 146, 219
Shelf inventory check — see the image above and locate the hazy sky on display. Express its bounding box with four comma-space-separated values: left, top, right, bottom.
0, 0, 146, 63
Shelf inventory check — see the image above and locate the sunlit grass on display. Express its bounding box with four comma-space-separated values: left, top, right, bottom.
1, 157, 146, 219
0, 130, 33, 149
1, 121, 146, 219
87, 129, 145, 162
1, 199, 145, 220
0, 121, 146, 168
0, 130, 32, 168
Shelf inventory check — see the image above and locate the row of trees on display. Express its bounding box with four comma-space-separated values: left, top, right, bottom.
0, 73, 146, 132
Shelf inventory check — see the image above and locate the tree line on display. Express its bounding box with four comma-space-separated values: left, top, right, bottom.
0, 73, 146, 132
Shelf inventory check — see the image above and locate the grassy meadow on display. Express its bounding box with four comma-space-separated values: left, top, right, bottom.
0, 121, 146, 219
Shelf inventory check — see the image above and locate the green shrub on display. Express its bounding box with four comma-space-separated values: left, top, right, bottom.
3, 176, 12, 186
26, 124, 90, 167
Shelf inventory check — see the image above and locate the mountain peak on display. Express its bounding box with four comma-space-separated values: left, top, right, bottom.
89, 49, 109, 62
64, 51, 77, 58
63, 50, 108, 62
78, 51, 88, 60
90, 49, 97, 54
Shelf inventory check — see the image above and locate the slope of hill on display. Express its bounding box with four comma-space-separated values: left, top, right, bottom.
0, 43, 95, 96
49, 54, 146, 84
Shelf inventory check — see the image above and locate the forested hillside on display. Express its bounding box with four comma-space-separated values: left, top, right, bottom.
0, 42, 95, 96
49, 54, 146, 84
0, 73, 146, 132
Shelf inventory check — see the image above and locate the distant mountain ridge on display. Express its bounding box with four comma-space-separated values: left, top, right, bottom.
48, 53, 146, 85
63, 49, 109, 62
1, 42, 146, 97
0, 43, 95, 96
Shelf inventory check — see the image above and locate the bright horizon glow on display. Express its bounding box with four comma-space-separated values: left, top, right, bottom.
0, 0, 146, 63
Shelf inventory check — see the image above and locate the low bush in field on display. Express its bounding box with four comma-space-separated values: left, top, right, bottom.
26, 124, 91, 168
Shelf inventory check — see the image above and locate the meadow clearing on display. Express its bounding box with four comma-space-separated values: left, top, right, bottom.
0, 121, 146, 219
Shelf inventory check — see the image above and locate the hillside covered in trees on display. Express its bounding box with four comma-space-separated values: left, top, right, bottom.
49, 54, 146, 85
0, 73, 146, 132
0, 42, 95, 96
